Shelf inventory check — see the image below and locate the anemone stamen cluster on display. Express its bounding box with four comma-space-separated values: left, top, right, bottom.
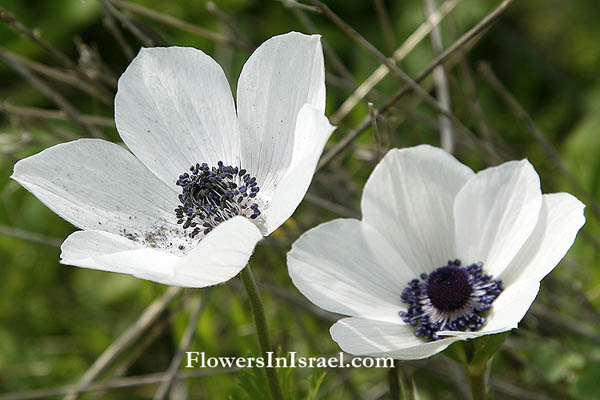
399, 259, 504, 341
175, 161, 261, 238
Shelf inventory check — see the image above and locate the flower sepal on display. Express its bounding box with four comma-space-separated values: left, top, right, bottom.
445, 332, 508, 369
445, 332, 509, 400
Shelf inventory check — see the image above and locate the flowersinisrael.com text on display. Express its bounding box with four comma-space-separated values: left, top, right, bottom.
185, 352, 394, 369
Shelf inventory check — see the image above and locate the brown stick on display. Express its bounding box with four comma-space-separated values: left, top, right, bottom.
0, 225, 63, 247
0, 7, 112, 94
100, 0, 135, 60
318, 0, 514, 168
478, 61, 600, 220
152, 293, 209, 400
309, 0, 493, 156
0, 368, 238, 400
109, 0, 246, 49
0, 103, 115, 128
0, 48, 105, 139
368, 102, 383, 161
7, 51, 112, 104
64, 287, 183, 400
424, 0, 454, 153
100, 0, 155, 46
373, 0, 396, 55
330, 0, 463, 124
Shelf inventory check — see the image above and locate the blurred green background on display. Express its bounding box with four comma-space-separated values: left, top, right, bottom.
1, 0, 599, 399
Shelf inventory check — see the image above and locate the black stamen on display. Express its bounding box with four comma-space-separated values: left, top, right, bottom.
174, 161, 261, 238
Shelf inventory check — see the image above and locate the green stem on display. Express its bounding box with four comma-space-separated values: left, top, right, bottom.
465, 360, 490, 400
388, 360, 400, 400
240, 265, 283, 400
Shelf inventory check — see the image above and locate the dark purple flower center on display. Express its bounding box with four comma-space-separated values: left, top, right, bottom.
399, 259, 504, 341
174, 161, 261, 238
426, 265, 473, 312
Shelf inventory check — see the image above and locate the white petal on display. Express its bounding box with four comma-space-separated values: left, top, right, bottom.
60, 230, 180, 284
12, 139, 179, 235
288, 219, 420, 323
115, 47, 240, 187
60, 216, 262, 287
173, 216, 262, 287
361, 145, 474, 275
439, 278, 540, 339
454, 160, 542, 276
237, 32, 325, 195
499, 193, 585, 286
264, 104, 335, 234
330, 317, 460, 360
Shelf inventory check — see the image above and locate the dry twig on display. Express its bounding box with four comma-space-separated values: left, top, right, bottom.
478, 61, 600, 220
109, 0, 246, 49
330, 0, 463, 124
424, 0, 454, 153
0, 225, 63, 247
1, 103, 115, 128
368, 102, 383, 161
64, 287, 183, 400
0, 48, 105, 139
153, 293, 209, 400
318, 0, 514, 168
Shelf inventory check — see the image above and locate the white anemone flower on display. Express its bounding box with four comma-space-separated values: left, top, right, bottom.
288, 145, 585, 360
11, 32, 335, 288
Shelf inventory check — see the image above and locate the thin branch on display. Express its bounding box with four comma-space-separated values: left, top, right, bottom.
489, 379, 560, 400
532, 303, 600, 345
153, 293, 209, 400
278, 0, 322, 14
0, 48, 105, 138
10, 51, 113, 104
13, 114, 78, 142
456, 53, 506, 163
330, 0, 463, 125
86, 292, 196, 400
304, 192, 360, 218
113, 293, 193, 375
289, 5, 356, 85
309, 0, 490, 154
64, 287, 183, 400
0, 7, 75, 70
109, 0, 246, 49
73, 38, 118, 88
368, 102, 383, 161
0, 103, 115, 128
100, 0, 155, 47
205, 2, 253, 50
318, 0, 513, 168
0, 7, 112, 93
477, 61, 600, 220
229, 278, 338, 323
373, 0, 396, 55
100, 0, 135, 60
445, 12, 500, 151
0, 368, 238, 400
424, 0, 454, 153
0, 225, 63, 247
